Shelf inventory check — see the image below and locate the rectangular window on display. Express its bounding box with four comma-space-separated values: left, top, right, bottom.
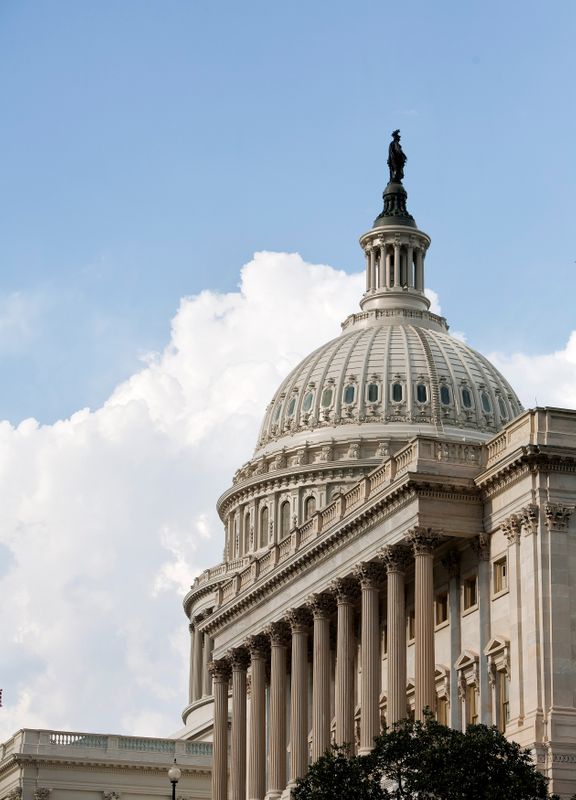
436, 695, 448, 726
463, 576, 478, 610
407, 608, 415, 641
435, 592, 449, 625
498, 671, 509, 732
493, 556, 508, 594
466, 684, 478, 726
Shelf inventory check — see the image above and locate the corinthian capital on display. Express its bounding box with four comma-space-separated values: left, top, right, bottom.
353, 561, 384, 589
502, 514, 521, 544
379, 543, 411, 573
329, 575, 359, 603
520, 503, 539, 535
407, 526, 441, 556
246, 633, 269, 658
286, 606, 312, 633
308, 592, 336, 619
229, 646, 250, 671
471, 533, 490, 561
209, 657, 231, 682
545, 503, 574, 531
266, 619, 291, 646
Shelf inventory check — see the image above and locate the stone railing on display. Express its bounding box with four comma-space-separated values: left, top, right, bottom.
0, 729, 212, 767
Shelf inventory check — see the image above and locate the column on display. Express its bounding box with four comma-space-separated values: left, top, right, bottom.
230, 647, 250, 800
386, 248, 392, 287
406, 245, 414, 288
309, 593, 334, 761
266, 621, 290, 799
210, 658, 231, 800
409, 528, 440, 719
188, 623, 195, 704
441, 549, 462, 729
288, 607, 311, 783
472, 535, 491, 723
381, 545, 410, 724
394, 243, 401, 288
502, 514, 524, 726
415, 249, 424, 291
248, 634, 268, 800
369, 248, 376, 292
193, 615, 204, 701
379, 245, 386, 289
355, 562, 383, 754
331, 577, 357, 748
364, 250, 370, 291
202, 633, 214, 696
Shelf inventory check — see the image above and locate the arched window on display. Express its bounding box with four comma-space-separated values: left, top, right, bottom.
416, 383, 428, 403
392, 382, 403, 402
321, 388, 333, 408
461, 387, 473, 408
273, 402, 283, 422
302, 391, 314, 412
440, 385, 451, 405
280, 500, 291, 539
259, 506, 269, 549
244, 512, 251, 552
367, 383, 379, 403
287, 396, 296, 417
233, 519, 239, 557
304, 495, 316, 520
343, 385, 356, 404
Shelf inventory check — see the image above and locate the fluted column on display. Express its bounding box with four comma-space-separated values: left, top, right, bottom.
415, 248, 424, 290
266, 621, 290, 799
309, 593, 334, 761
288, 607, 311, 783
193, 616, 204, 701
394, 243, 401, 287
441, 549, 462, 729
248, 634, 268, 800
210, 658, 231, 800
406, 245, 414, 288
331, 577, 357, 748
202, 633, 214, 696
188, 623, 195, 704
355, 562, 383, 754
379, 245, 386, 289
381, 544, 410, 724
230, 647, 250, 800
369, 248, 376, 291
409, 527, 440, 719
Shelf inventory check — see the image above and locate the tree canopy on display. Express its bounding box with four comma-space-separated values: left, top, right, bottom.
292, 715, 560, 800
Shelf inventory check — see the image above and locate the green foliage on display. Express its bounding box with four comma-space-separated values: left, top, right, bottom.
292, 714, 559, 800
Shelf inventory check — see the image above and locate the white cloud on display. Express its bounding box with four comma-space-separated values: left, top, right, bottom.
0, 250, 574, 741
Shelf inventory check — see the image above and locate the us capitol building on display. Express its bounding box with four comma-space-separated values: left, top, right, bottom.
3, 134, 576, 799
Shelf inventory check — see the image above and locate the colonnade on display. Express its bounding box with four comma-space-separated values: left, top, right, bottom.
189, 611, 214, 704
364, 240, 425, 293
209, 529, 440, 800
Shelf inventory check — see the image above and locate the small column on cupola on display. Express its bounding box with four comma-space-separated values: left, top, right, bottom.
360, 130, 431, 313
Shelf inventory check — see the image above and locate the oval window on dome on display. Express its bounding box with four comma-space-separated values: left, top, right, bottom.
302, 391, 314, 412
343, 385, 356, 404
416, 383, 428, 403
273, 403, 283, 422
481, 391, 492, 413
440, 385, 451, 405
461, 388, 473, 408
321, 388, 333, 408
287, 396, 296, 417
392, 382, 403, 403
367, 383, 379, 403
498, 396, 508, 418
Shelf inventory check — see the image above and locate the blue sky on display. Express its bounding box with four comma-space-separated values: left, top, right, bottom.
1, 0, 575, 423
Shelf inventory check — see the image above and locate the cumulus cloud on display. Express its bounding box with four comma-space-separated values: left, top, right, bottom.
0, 250, 574, 740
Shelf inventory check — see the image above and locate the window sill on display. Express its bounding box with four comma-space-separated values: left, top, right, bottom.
492, 587, 509, 601
461, 603, 478, 617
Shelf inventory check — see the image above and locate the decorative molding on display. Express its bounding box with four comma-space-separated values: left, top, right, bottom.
7, 790, 22, 800
33, 791, 51, 800
545, 502, 574, 531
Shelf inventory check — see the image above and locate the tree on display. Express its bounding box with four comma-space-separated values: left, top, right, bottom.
292, 715, 560, 800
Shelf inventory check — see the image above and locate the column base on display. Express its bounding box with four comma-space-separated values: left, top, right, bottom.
357, 746, 374, 757
265, 791, 283, 800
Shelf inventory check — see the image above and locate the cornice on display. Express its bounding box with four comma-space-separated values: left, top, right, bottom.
5, 754, 210, 775
476, 446, 576, 498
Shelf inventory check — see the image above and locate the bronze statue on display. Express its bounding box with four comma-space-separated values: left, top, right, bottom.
387, 129, 407, 182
